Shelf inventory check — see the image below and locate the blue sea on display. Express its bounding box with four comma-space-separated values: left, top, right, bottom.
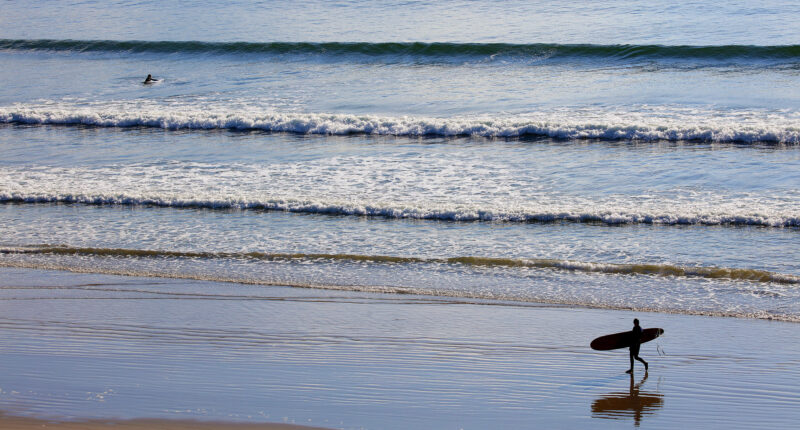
2, 0, 800, 321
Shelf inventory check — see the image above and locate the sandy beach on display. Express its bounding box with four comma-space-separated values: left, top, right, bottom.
1, 267, 799, 429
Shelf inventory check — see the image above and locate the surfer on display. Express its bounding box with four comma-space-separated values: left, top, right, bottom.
143, 74, 158, 84
626, 318, 649, 374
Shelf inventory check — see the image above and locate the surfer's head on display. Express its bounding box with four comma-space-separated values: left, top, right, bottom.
633, 318, 640, 326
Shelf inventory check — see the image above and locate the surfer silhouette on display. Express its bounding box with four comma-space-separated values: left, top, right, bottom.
143, 74, 158, 84
626, 318, 649, 374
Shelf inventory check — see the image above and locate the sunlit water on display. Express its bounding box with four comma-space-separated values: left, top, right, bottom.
1, 1, 800, 426
1, 0, 799, 316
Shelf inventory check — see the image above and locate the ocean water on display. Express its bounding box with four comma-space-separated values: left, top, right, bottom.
2, 0, 800, 323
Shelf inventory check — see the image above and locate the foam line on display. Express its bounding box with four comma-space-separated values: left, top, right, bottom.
3, 105, 800, 143
2, 192, 798, 227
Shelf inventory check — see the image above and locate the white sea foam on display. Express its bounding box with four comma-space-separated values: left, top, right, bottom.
1, 190, 797, 227
2, 102, 800, 143
1, 155, 798, 227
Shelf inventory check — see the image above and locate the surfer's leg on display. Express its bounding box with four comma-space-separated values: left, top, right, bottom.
632, 346, 648, 370
629, 345, 643, 372
635, 355, 649, 370
627, 350, 634, 373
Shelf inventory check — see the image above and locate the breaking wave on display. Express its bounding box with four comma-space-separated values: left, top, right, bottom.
2, 192, 798, 227
3, 104, 800, 143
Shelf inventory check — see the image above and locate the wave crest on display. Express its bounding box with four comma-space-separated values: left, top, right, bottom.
3, 39, 800, 63
3, 105, 800, 143
1, 192, 798, 227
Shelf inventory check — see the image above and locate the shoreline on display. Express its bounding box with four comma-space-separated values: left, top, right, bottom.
0, 262, 796, 323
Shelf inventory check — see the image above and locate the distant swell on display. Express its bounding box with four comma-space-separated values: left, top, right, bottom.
2, 39, 800, 63
3, 106, 800, 143
2, 193, 798, 227
3, 245, 799, 285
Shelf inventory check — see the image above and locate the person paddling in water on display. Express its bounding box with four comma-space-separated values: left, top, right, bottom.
627, 318, 649, 374
143, 74, 158, 84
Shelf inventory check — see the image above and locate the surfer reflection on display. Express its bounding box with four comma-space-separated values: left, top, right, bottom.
591, 371, 663, 427
143, 74, 158, 84
627, 318, 648, 374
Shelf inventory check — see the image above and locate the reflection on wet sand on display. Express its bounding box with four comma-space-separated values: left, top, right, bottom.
592, 372, 663, 426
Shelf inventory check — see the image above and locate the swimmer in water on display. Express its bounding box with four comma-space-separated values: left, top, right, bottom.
143, 74, 158, 84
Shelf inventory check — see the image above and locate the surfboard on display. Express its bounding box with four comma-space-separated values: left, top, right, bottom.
590, 328, 664, 351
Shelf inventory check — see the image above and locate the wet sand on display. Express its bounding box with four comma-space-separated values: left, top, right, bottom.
1, 267, 799, 429
0, 415, 327, 430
